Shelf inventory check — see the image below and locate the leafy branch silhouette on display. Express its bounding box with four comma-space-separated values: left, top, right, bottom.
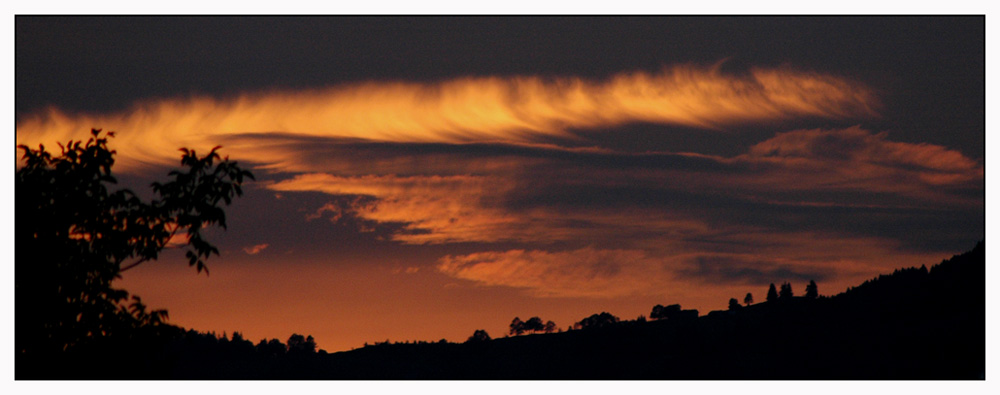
16, 128, 254, 354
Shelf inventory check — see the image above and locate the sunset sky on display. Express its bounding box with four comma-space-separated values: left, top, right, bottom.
15, 16, 985, 353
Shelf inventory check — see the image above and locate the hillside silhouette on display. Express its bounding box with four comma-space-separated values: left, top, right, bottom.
17, 241, 984, 379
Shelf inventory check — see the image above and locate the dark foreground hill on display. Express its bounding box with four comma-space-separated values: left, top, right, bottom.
18, 242, 984, 379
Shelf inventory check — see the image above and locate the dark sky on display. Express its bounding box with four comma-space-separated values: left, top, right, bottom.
17, 16, 984, 156
15, 16, 985, 352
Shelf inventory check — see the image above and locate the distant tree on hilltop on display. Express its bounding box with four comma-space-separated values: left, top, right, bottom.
744, 292, 754, 306
779, 282, 794, 300
766, 284, 779, 302
510, 316, 556, 335
524, 317, 545, 332
805, 280, 819, 299
509, 317, 525, 336
466, 329, 491, 343
650, 304, 681, 320
574, 312, 620, 330
257, 338, 287, 357
287, 334, 316, 354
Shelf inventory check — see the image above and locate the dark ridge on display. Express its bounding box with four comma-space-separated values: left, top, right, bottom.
16, 242, 984, 379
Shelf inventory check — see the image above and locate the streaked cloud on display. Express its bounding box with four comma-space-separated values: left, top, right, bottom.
242, 243, 269, 255
437, 247, 666, 298
390, 266, 421, 275
435, 233, 949, 299
268, 173, 518, 244
738, 126, 983, 189
16, 64, 876, 172
255, 124, 979, 298
259, 126, 980, 245
16, 61, 978, 303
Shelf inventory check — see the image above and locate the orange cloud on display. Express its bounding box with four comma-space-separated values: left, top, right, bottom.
242, 244, 269, 255
265, 171, 718, 246
267, 173, 519, 244
745, 126, 980, 177
729, 126, 983, 205
435, 233, 949, 299
262, 126, 981, 247
15, 64, 877, 172
586, 126, 984, 209
437, 247, 666, 298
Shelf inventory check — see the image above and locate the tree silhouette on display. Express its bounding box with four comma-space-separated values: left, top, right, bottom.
805, 280, 818, 299
466, 329, 491, 343
510, 316, 555, 335
229, 331, 255, 354
728, 298, 742, 311
287, 334, 317, 354
779, 282, 794, 300
766, 283, 779, 302
524, 316, 545, 333
651, 304, 664, 319
256, 338, 287, 357
650, 304, 682, 320
574, 312, 620, 330
15, 129, 253, 355
509, 317, 525, 336
744, 292, 754, 306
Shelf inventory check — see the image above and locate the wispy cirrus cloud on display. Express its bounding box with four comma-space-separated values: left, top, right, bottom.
16, 64, 877, 172
16, 61, 979, 303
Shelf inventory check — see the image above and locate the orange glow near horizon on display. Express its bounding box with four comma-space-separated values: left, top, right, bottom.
114, 232, 952, 353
